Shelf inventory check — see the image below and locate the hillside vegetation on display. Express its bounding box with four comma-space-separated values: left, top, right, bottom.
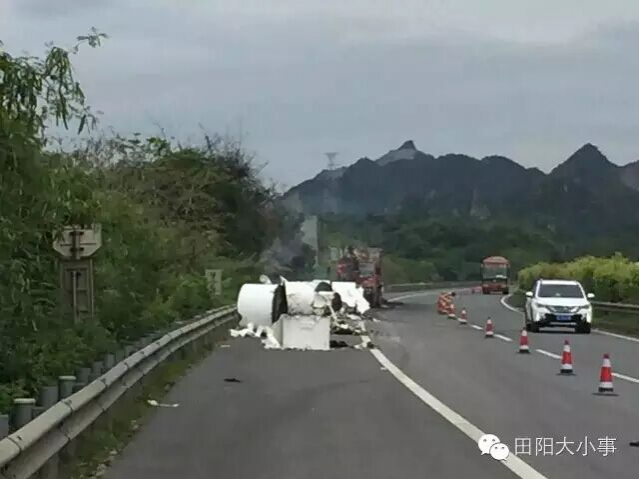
323, 214, 562, 283
0, 34, 279, 412
287, 141, 639, 271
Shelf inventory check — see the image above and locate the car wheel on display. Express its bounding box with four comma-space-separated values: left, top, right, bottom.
529, 322, 540, 333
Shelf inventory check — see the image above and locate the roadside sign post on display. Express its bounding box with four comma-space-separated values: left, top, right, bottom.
205, 269, 223, 298
53, 224, 102, 324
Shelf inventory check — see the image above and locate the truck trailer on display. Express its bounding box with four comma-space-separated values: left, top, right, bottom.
336, 246, 383, 307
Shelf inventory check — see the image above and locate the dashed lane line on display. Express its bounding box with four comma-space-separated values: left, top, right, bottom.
612, 372, 639, 385
535, 349, 562, 360
495, 334, 513, 342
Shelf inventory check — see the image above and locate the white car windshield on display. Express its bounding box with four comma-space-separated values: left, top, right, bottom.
537, 284, 584, 299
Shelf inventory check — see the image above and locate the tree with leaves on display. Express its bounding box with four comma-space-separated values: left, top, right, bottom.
0, 31, 282, 412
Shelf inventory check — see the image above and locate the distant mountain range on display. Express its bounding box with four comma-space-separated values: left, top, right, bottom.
282, 141, 639, 240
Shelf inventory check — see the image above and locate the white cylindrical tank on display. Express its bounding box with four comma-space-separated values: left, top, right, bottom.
283, 281, 317, 316
237, 283, 281, 327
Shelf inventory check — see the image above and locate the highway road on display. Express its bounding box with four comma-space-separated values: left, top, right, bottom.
105, 291, 639, 479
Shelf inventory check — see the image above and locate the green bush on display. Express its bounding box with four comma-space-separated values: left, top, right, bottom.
518, 254, 639, 303
381, 255, 439, 284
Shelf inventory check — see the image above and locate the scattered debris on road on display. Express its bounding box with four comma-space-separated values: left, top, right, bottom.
147, 399, 179, 408
354, 338, 376, 350
332, 320, 365, 335
224, 378, 242, 383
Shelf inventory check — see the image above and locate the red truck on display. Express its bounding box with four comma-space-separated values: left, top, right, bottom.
481, 256, 510, 295
336, 246, 383, 307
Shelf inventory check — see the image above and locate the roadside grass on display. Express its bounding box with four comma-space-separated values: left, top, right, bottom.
593, 311, 639, 338
505, 291, 639, 338
506, 290, 526, 309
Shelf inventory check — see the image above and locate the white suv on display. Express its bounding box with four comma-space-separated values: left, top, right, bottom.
524, 279, 594, 334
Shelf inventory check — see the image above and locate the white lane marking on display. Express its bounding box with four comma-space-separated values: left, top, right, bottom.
593, 329, 639, 344
535, 349, 562, 360
501, 294, 522, 313
533, 350, 639, 385
613, 372, 639, 384
471, 324, 483, 331
495, 334, 513, 342
367, 337, 548, 479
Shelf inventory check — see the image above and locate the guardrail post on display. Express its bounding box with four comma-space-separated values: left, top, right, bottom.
58, 375, 77, 399
37, 386, 61, 479
124, 344, 135, 357
104, 353, 116, 370
10, 398, 36, 432
90, 360, 104, 381
74, 367, 92, 392
32, 385, 59, 419
0, 414, 8, 438
39, 385, 59, 408
114, 348, 126, 363
76, 366, 91, 385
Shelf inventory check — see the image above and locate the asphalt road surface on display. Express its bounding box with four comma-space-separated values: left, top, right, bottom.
105, 291, 639, 478
370, 290, 639, 478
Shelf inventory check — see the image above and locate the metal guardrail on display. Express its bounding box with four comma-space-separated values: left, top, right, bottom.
592, 301, 639, 313
0, 304, 237, 479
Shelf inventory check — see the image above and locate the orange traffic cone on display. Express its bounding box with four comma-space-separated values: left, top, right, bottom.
598, 354, 614, 393
448, 302, 456, 319
458, 308, 468, 325
518, 329, 530, 353
560, 340, 574, 375
437, 293, 446, 314
485, 318, 494, 338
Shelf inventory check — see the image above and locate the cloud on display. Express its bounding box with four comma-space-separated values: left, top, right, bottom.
2, 1, 639, 187
12, 0, 115, 19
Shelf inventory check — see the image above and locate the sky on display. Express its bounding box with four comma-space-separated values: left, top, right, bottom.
2, 0, 639, 189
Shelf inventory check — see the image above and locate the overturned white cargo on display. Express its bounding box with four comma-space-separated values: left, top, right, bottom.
331, 281, 370, 314
271, 314, 331, 351
282, 281, 317, 316
234, 276, 370, 351
237, 283, 286, 327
